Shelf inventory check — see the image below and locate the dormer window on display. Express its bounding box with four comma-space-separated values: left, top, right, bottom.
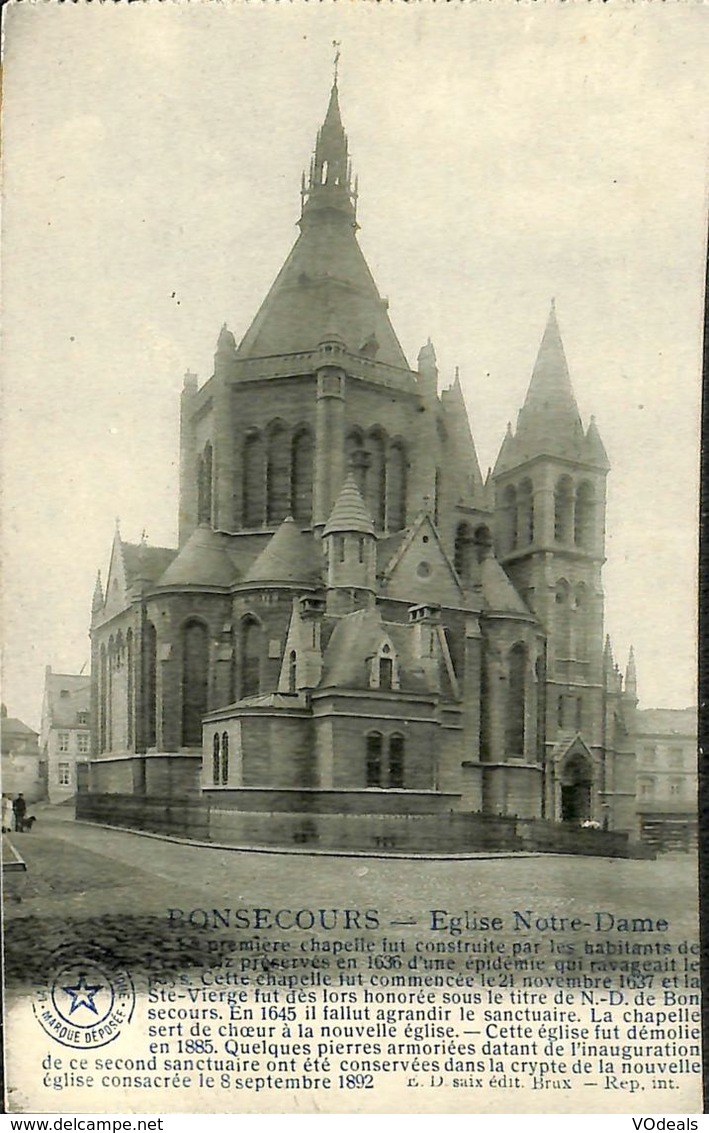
371, 640, 399, 691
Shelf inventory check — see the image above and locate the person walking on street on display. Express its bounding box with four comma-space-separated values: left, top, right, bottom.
12, 793, 26, 833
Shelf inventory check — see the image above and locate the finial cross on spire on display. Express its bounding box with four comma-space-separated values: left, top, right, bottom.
332, 41, 341, 84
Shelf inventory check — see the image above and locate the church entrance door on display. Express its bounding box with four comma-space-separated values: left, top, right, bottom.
559, 753, 593, 823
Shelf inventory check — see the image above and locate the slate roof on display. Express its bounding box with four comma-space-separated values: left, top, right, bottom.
122, 543, 177, 586
480, 556, 532, 616
235, 86, 410, 371
158, 526, 236, 588
635, 708, 696, 737
243, 518, 323, 585
323, 474, 375, 537
320, 608, 429, 694
493, 304, 609, 473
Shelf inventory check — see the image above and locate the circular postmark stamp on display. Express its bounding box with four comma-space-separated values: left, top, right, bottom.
33, 943, 135, 1049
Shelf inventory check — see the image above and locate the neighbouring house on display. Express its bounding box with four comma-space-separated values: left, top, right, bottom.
40, 667, 91, 803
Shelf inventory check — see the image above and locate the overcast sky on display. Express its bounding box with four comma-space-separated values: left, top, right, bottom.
2, 2, 706, 729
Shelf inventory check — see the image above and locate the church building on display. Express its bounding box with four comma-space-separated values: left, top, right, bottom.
85, 76, 638, 851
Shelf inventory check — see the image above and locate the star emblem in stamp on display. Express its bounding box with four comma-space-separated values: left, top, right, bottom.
33, 943, 135, 1050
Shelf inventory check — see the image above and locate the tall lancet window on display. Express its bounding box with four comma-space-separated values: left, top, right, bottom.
197, 442, 213, 525
386, 441, 407, 532
574, 482, 595, 550
266, 421, 290, 525
291, 428, 314, 523
506, 643, 527, 757
243, 429, 265, 528
182, 620, 209, 747
365, 428, 387, 531
554, 476, 574, 544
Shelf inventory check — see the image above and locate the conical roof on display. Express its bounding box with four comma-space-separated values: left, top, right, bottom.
158, 525, 235, 588
493, 304, 609, 473
243, 517, 322, 584
323, 474, 375, 536
235, 83, 409, 370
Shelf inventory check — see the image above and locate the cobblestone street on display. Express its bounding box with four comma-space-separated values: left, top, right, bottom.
2, 807, 699, 988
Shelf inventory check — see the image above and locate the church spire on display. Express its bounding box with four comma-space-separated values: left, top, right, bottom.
300, 67, 357, 228
515, 301, 583, 446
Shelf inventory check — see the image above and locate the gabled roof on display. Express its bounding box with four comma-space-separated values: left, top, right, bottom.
0, 711, 38, 739
323, 474, 375, 537
158, 525, 235, 588
243, 517, 322, 585
380, 512, 465, 608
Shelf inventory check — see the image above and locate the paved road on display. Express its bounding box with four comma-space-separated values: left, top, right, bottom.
3, 807, 699, 988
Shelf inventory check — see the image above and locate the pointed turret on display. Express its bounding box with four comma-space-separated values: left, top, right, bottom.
300, 77, 357, 228
586, 415, 610, 471
235, 75, 409, 369
323, 473, 375, 537
92, 570, 104, 613
440, 369, 485, 504
625, 645, 637, 699
323, 474, 377, 612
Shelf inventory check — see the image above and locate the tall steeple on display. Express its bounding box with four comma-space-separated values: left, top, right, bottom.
493, 303, 608, 473
300, 59, 357, 229
514, 300, 584, 456
235, 68, 408, 369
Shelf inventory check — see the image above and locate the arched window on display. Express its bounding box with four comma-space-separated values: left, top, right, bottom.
518, 479, 534, 546
365, 428, 386, 530
502, 484, 518, 553
554, 476, 574, 543
346, 428, 366, 494
575, 696, 583, 732
379, 643, 393, 690
212, 732, 220, 785
241, 616, 262, 699
473, 525, 493, 563
126, 629, 134, 750
291, 428, 314, 523
358, 538, 365, 564
557, 694, 565, 729
506, 643, 527, 757
182, 620, 209, 747
555, 579, 571, 659
575, 482, 595, 550
267, 421, 290, 525
454, 522, 474, 582
288, 650, 297, 694
197, 442, 213, 525
243, 430, 265, 528
386, 441, 407, 532
99, 644, 107, 753
389, 734, 405, 788
366, 733, 383, 787
143, 621, 157, 749
221, 731, 229, 785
